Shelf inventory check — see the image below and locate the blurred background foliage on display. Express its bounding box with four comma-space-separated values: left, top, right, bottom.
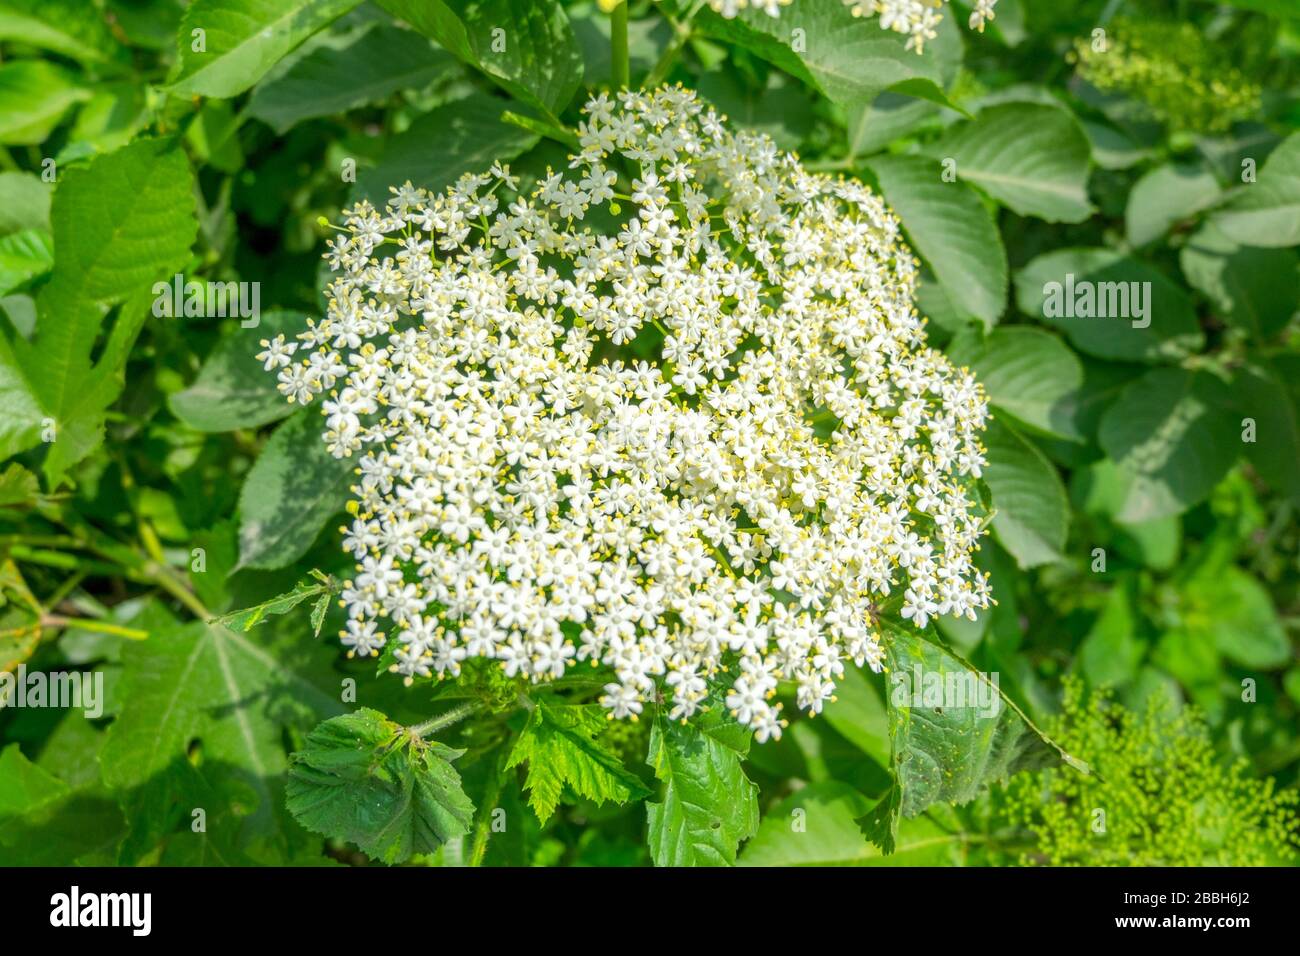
0, 0, 1298, 866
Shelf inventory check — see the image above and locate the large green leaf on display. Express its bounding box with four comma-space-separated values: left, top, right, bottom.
352, 91, 537, 204
867, 153, 1007, 329
286, 708, 474, 864
0, 229, 53, 297
689, 0, 958, 118
1186, 566, 1289, 669
1098, 368, 1239, 522
235, 410, 354, 570
875, 623, 1082, 837
506, 698, 649, 824
1125, 162, 1223, 248
1211, 131, 1300, 248
0, 60, 89, 144
1232, 361, 1300, 499
739, 781, 964, 866
168, 310, 310, 432
376, 0, 582, 117
247, 22, 455, 133
982, 416, 1069, 567
0, 138, 197, 484
0, 171, 51, 236
0, 0, 131, 66
100, 606, 345, 863
947, 326, 1084, 440
1180, 222, 1297, 341
170, 0, 363, 99
645, 711, 758, 867
1015, 247, 1203, 363
929, 103, 1093, 222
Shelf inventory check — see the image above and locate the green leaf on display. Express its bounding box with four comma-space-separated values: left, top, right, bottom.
1180, 222, 1298, 341
376, 0, 582, 117
690, 0, 955, 118
247, 22, 455, 133
170, 0, 363, 99
880, 623, 1082, 823
1014, 247, 1203, 363
1211, 131, 1300, 248
168, 311, 310, 432
982, 416, 1069, 567
212, 571, 337, 636
0, 171, 51, 236
235, 410, 354, 571
645, 711, 758, 867
947, 326, 1084, 441
0, 138, 197, 483
506, 698, 649, 824
1125, 162, 1223, 248
352, 91, 537, 204
100, 608, 345, 862
1078, 582, 1144, 687
1187, 567, 1289, 670
0, 0, 130, 66
1098, 368, 1239, 522
1232, 361, 1300, 499
0, 461, 38, 507
867, 153, 1007, 329
738, 780, 962, 865
0, 743, 69, 821
0, 228, 53, 297
286, 708, 475, 864
0, 60, 89, 145
695, 71, 814, 151
929, 103, 1094, 222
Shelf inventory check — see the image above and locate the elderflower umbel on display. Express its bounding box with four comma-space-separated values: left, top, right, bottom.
260, 86, 992, 741
707, 0, 997, 54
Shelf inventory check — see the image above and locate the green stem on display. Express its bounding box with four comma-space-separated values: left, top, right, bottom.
611, 0, 630, 90
40, 614, 148, 641
411, 701, 483, 737
468, 749, 509, 867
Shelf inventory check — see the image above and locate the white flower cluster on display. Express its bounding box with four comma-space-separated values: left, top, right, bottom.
708, 0, 998, 54
259, 86, 992, 741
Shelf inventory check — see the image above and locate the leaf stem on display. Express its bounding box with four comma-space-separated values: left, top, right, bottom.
411, 701, 483, 737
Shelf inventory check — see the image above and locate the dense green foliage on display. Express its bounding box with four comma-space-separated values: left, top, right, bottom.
0, 0, 1298, 867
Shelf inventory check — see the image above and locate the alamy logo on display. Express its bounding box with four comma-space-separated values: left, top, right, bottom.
152, 272, 260, 327
0, 666, 103, 718
890, 664, 1001, 719
50, 886, 151, 936
1042, 273, 1151, 329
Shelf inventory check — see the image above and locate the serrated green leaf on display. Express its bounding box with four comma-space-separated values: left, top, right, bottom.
0, 60, 89, 145
1098, 368, 1240, 522
247, 22, 455, 133
1211, 131, 1300, 248
236, 410, 354, 571
1014, 247, 1203, 363
948, 326, 1084, 441
867, 153, 1007, 329
0, 229, 52, 297
170, 0, 363, 99
645, 712, 757, 867
929, 103, 1094, 222
506, 698, 649, 824
982, 416, 1069, 567
881, 623, 1080, 822
1180, 222, 1298, 341
690, 0, 956, 118
212, 573, 336, 635
376, 0, 582, 117
0, 0, 130, 66
0, 138, 197, 484
168, 311, 310, 432
1125, 162, 1223, 248
286, 708, 474, 864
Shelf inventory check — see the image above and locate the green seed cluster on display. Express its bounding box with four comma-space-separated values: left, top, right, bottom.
1000, 680, 1300, 866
